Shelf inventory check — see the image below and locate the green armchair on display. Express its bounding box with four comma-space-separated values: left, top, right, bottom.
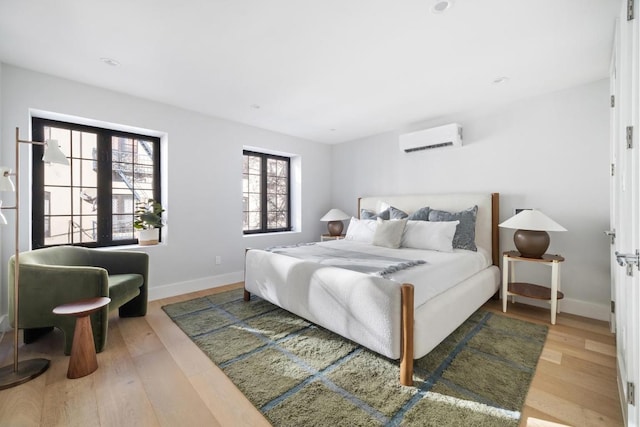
9, 246, 149, 355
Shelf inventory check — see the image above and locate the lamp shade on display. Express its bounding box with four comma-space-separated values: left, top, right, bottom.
320, 209, 350, 222
0, 167, 15, 192
499, 209, 567, 232
42, 140, 69, 165
499, 209, 566, 258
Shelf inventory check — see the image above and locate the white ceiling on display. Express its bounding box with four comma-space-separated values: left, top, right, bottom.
0, 0, 620, 144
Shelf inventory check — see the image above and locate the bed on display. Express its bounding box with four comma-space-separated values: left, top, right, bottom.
244, 193, 500, 385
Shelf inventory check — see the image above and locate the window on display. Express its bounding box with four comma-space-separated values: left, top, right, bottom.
242, 150, 291, 234
31, 118, 161, 248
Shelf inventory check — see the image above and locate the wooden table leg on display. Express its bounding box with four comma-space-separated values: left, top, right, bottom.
67, 315, 98, 379
52, 297, 110, 379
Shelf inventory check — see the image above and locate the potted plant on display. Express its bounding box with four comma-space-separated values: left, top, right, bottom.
134, 198, 164, 245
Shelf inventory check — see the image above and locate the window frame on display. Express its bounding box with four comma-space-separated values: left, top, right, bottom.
31, 117, 161, 249
243, 150, 292, 234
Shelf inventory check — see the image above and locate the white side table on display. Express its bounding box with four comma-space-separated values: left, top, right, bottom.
502, 251, 565, 325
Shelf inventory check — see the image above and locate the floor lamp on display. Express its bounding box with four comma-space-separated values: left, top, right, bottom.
0, 127, 69, 389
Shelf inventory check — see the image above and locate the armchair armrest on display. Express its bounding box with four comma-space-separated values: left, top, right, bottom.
90, 250, 149, 277
9, 262, 109, 327
89, 250, 149, 317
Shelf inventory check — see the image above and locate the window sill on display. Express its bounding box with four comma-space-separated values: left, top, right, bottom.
94, 242, 167, 251
243, 230, 301, 238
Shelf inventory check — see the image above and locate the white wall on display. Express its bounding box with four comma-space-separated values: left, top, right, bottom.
331, 79, 611, 319
0, 64, 332, 311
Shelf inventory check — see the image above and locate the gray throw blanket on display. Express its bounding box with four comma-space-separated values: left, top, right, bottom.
267, 243, 426, 277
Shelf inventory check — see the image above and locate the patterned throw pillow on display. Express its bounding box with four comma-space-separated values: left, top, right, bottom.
428, 206, 478, 251
360, 208, 390, 220
388, 206, 409, 219
407, 206, 430, 221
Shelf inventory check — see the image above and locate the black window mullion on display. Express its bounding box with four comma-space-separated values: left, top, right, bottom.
96, 133, 112, 245
152, 138, 161, 241
31, 120, 46, 249
260, 153, 268, 231
286, 158, 291, 231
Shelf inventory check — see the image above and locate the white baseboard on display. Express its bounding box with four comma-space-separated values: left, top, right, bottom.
508, 295, 610, 322
148, 271, 244, 301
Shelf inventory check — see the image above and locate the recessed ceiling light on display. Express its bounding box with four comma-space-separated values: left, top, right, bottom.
100, 57, 120, 67
493, 76, 510, 84
431, 0, 453, 14
330, 128, 336, 132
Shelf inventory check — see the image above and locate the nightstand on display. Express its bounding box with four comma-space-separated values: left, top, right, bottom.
502, 250, 565, 325
321, 234, 345, 241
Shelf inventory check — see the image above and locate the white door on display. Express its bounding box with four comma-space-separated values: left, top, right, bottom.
612, 8, 640, 425
609, 37, 618, 334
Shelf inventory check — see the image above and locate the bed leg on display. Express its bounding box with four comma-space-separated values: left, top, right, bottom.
400, 283, 414, 386
244, 248, 251, 302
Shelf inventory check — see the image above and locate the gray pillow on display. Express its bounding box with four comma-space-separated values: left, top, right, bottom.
389, 206, 409, 219
428, 206, 478, 251
407, 206, 430, 221
361, 208, 390, 220
372, 219, 408, 249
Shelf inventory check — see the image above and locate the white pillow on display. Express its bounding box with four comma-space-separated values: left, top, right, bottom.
372, 218, 407, 249
345, 217, 377, 243
401, 220, 460, 252
377, 201, 391, 213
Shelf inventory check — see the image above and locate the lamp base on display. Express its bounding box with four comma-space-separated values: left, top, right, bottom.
514, 229, 550, 259
0, 358, 50, 390
327, 221, 344, 236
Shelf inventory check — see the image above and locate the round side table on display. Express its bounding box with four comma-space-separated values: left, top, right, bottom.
53, 297, 111, 379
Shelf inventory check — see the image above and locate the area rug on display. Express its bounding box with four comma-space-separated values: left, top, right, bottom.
162, 289, 548, 426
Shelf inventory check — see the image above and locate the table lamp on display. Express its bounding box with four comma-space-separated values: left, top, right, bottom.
320, 208, 350, 236
499, 209, 567, 258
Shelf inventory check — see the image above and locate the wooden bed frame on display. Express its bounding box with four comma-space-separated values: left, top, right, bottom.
245, 193, 500, 386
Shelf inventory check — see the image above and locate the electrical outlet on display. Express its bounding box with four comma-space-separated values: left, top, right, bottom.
215, 256, 221, 265
514, 208, 532, 215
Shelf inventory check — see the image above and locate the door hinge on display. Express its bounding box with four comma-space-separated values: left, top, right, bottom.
611, 163, 615, 176
629, 382, 635, 405
627, 126, 634, 149
605, 229, 616, 244
611, 300, 615, 314
629, 0, 635, 21
611, 95, 615, 107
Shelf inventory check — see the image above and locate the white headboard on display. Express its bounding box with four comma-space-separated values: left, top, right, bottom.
358, 193, 499, 266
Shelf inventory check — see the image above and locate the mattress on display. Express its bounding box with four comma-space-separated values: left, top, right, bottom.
317, 239, 492, 308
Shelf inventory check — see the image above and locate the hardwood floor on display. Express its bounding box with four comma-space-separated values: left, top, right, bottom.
0, 283, 623, 426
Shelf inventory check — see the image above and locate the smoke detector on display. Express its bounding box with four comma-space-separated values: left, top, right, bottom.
431, 0, 453, 14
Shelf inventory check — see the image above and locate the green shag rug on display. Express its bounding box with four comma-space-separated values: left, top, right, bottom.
162, 289, 547, 427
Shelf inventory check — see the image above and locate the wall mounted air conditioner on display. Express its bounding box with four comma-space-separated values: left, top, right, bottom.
399, 123, 463, 153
